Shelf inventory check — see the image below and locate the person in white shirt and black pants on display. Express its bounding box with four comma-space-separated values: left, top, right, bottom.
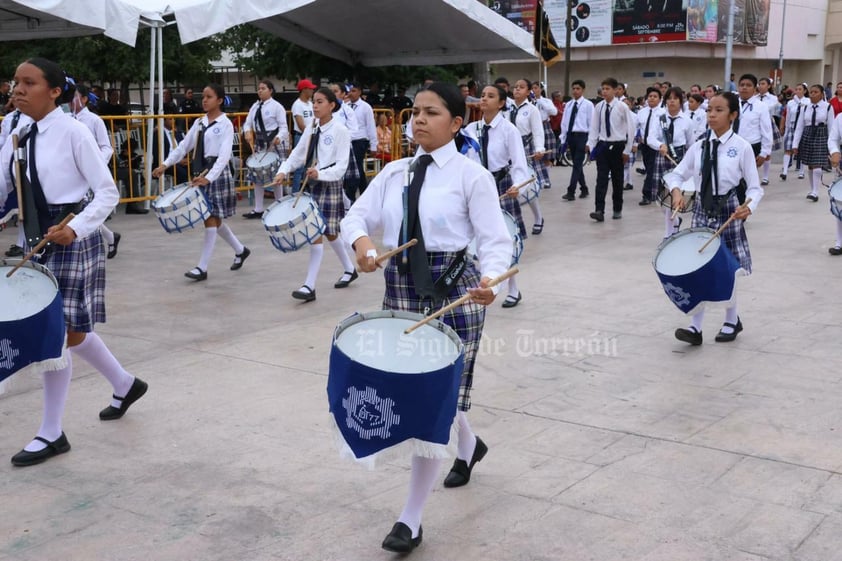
733, 74, 773, 168
560, 79, 594, 201
586, 77, 637, 221
345, 84, 378, 202
637, 86, 665, 205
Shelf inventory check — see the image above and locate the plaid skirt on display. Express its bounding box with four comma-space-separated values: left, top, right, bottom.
651, 144, 687, 201
343, 147, 360, 182
797, 124, 829, 168
30, 208, 106, 332
771, 118, 783, 152
783, 126, 797, 151
207, 169, 237, 219
541, 120, 557, 162
497, 172, 527, 238
523, 134, 551, 189
383, 252, 485, 412
692, 192, 752, 274
310, 178, 345, 236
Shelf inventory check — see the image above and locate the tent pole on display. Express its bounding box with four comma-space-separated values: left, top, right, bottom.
157, 23, 164, 201
146, 24, 156, 207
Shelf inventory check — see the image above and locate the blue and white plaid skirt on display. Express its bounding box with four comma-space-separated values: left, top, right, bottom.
692, 192, 752, 273
207, 169, 237, 219
310, 179, 344, 236
383, 252, 485, 411
496, 172, 527, 238
797, 124, 829, 168
651, 144, 687, 201
343, 147, 360, 182
541, 120, 557, 161
523, 134, 551, 189
771, 118, 783, 152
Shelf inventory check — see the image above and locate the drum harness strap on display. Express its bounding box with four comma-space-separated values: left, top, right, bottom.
659, 114, 680, 163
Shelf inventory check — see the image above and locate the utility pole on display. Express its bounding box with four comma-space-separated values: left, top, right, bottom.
563, 0, 572, 97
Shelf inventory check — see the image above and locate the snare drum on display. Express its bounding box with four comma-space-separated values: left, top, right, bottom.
467, 209, 523, 266
658, 173, 697, 213
327, 310, 465, 462
151, 183, 211, 233
829, 179, 842, 220
517, 178, 540, 206
262, 193, 327, 253
653, 227, 741, 315
246, 150, 281, 186
0, 260, 66, 383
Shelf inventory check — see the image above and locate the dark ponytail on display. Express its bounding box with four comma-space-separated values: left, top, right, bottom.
26, 57, 75, 106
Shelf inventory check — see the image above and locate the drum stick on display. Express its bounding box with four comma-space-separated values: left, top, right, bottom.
171, 169, 208, 205
292, 160, 317, 208
500, 177, 537, 200
664, 152, 679, 167
375, 239, 417, 265
404, 267, 520, 334
697, 198, 753, 254
6, 213, 75, 278
12, 134, 23, 222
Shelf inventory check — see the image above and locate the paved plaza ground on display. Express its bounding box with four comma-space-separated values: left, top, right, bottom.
2, 161, 842, 561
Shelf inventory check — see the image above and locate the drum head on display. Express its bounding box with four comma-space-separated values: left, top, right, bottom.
334, 310, 463, 374
0, 260, 59, 321
247, 151, 280, 168
654, 228, 720, 276
830, 179, 842, 201
502, 210, 519, 239
263, 194, 315, 227
153, 183, 193, 208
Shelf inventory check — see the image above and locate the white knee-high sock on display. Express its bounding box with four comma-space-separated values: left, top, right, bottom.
25, 356, 73, 451
761, 160, 770, 181
527, 199, 543, 224
253, 185, 265, 213
329, 237, 356, 274
99, 225, 114, 245
70, 332, 134, 408
690, 310, 705, 332
782, 154, 791, 174
507, 275, 519, 299
198, 227, 218, 271
397, 456, 443, 538
836, 220, 842, 247
720, 301, 739, 334
304, 243, 324, 290
811, 168, 822, 195
456, 411, 477, 462
623, 162, 631, 184
217, 223, 245, 254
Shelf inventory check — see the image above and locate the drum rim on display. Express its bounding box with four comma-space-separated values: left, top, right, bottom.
652, 226, 719, 272
262, 194, 319, 230
246, 150, 280, 168
830, 179, 842, 200
333, 309, 465, 357
0, 258, 60, 291
152, 183, 200, 210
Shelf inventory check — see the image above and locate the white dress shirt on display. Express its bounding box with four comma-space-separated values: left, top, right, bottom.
348, 97, 378, 151
533, 97, 558, 121
757, 93, 780, 120
278, 118, 350, 183
735, 96, 773, 157
74, 106, 113, 163
243, 97, 290, 147
341, 140, 512, 283
647, 112, 695, 152
684, 107, 707, 140
666, 130, 764, 214
637, 105, 665, 146
793, 100, 835, 147
509, 101, 545, 152
163, 113, 233, 183
291, 98, 314, 133
558, 97, 594, 144
462, 113, 530, 185
827, 113, 842, 156
335, 101, 360, 139
0, 107, 118, 239
587, 98, 637, 155
784, 96, 807, 134
0, 109, 33, 149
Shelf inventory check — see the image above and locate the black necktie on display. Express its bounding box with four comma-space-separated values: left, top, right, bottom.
255, 100, 266, 134
644, 109, 653, 141
481, 124, 490, 169
812, 105, 818, 126
350, 102, 357, 110
566, 101, 579, 136
604, 102, 612, 137
667, 116, 677, 143
400, 154, 436, 298
20, 123, 50, 245
304, 126, 320, 168
191, 120, 215, 173
510, 104, 520, 124
701, 138, 720, 211
794, 103, 802, 127
690, 111, 695, 121
11, 110, 20, 130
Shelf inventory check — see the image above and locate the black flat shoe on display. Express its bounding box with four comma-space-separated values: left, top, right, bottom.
292, 285, 316, 302
242, 210, 263, 219
334, 270, 358, 288
829, 246, 842, 256
612, 211, 622, 220
531, 219, 544, 235
230, 247, 251, 270
589, 211, 604, 222
501, 292, 521, 309
107, 232, 121, 259
675, 327, 703, 346
444, 436, 488, 487
4, 244, 23, 257
100, 377, 148, 420
807, 194, 819, 202
381, 522, 422, 553
11, 433, 71, 466
624, 183, 634, 191
638, 198, 651, 206
562, 193, 576, 201
184, 268, 207, 281
714, 318, 743, 342
578, 190, 589, 199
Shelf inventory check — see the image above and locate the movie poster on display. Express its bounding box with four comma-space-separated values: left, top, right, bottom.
687, 0, 717, 42
545, 0, 613, 47
612, 0, 688, 44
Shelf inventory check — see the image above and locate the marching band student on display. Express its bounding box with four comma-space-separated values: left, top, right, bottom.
152, 83, 250, 281
586, 77, 637, 222
1, 58, 147, 466
733, 74, 773, 170
560, 79, 593, 201
623, 96, 638, 192
531, 80, 559, 188
793, 84, 834, 202
825, 110, 842, 255
274, 87, 356, 302
341, 82, 511, 554
668, 92, 764, 345
72, 85, 121, 259
781, 83, 808, 181
647, 87, 695, 238
637, 87, 665, 205
241, 80, 289, 218
685, 93, 707, 140
757, 77, 782, 185
463, 84, 530, 308
511, 78, 547, 234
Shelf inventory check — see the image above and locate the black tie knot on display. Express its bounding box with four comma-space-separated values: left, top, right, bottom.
415, 154, 434, 170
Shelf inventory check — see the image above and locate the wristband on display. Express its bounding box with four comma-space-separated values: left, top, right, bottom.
366, 249, 377, 258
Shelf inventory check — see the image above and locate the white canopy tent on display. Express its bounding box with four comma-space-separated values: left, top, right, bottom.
0, 0, 111, 41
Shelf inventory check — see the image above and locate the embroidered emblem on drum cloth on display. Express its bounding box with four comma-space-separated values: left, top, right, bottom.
0, 339, 21, 370
663, 282, 691, 307
343, 386, 401, 440
324, 135, 333, 145
727, 147, 738, 158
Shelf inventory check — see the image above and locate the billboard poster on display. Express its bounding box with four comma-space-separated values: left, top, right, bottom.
485, 0, 538, 33
687, 0, 718, 42
611, 0, 688, 44
545, 0, 613, 47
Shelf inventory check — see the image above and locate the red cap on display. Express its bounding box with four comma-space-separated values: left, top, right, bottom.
297, 79, 318, 91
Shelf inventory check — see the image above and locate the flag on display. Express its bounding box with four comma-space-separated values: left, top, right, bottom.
534, 0, 562, 66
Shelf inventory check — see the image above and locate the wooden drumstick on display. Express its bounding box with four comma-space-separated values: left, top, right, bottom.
375, 239, 417, 265
6, 213, 75, 278
171, 169, 208, 205
664, 152, 679, 167
12, 134, 23, 221
404, 267, 520, 334
499, 176, 537, 200
697, 198, 753, 254
292, 159, 317, 208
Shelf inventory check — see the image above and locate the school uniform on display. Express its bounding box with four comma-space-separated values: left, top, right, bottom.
559, 96, 594, 197
587, 97, 637, 217
684, 107, 707, 142
733, 96, 773, 159
0, 109, 30, 148
347, 97, 378, 197
646, 111, 695, 198
533, 96, 558, 167
637, 104, 666, 202
510, 100, 549, 188
825, 113, 842, 251
336, 101, 361, 187
757, 93, 782, 151
793, 100, 834, 168
74, 107, 113, 164
243, 97, 289, 188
